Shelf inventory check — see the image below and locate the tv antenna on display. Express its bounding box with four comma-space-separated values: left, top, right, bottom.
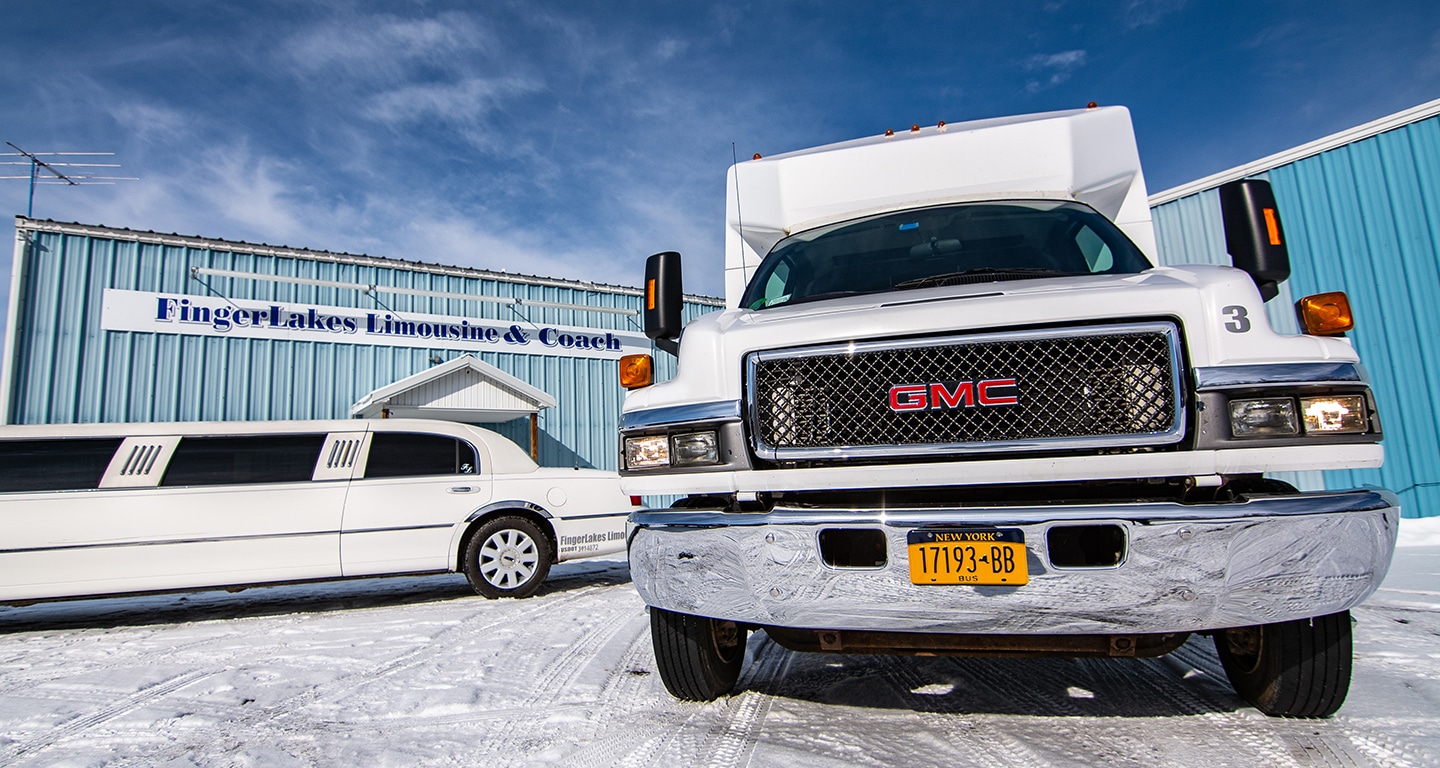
1, 141, 139, 217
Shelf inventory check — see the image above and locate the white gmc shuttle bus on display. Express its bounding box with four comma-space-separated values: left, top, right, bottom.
618, 106, 1398, 717
0, 419, 637, 602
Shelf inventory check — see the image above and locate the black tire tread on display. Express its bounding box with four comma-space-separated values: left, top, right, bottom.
1216, 610, 1351, 718
650, 607, 746, 701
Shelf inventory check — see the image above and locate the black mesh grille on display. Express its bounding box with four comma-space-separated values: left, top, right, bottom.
748, 325, 1180, 457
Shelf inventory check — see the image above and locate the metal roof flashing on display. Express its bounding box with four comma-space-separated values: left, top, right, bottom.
1148, 97, 1440, 206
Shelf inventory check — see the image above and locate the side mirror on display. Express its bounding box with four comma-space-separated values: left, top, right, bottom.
644, 251, 683, 356
1219, 178, 1291, 301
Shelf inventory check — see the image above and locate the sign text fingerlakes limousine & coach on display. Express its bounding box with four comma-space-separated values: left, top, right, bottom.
100, 289, 648, 360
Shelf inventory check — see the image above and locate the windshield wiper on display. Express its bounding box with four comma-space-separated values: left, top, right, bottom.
894, 268, 1070, 290
776, 290, 865, 308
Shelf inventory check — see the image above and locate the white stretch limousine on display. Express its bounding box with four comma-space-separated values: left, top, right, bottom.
0, 419, 640, 603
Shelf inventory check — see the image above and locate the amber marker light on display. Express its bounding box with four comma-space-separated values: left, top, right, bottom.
619, 353, 654, 389
1297, 291, 1355, 335
1263, 207, 1283, 245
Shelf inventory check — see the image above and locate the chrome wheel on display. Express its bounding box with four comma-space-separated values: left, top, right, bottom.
479, 528, 539, 589
463, 515, 553, 599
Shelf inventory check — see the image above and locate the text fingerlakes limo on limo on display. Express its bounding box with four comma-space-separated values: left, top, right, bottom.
0, 418, 639, 602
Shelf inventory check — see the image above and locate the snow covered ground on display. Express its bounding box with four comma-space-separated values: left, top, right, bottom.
1, 518, 1437, 767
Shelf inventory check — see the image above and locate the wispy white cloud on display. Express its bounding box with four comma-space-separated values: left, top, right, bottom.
1023, 49, 1087, 92
1122, 0, 1186, 29
285, 12, 494, 81
364, 76, 542, 128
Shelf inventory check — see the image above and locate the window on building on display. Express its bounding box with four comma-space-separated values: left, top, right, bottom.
0, 438, 124, 492
161, 435, 326, 487
364, 433, 479, 478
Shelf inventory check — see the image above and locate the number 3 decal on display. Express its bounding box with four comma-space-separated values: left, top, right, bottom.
1223, 305, 1251, 333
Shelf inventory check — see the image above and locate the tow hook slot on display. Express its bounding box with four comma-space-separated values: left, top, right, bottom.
818, 528, 887, 569
1047, 524, 1127, 568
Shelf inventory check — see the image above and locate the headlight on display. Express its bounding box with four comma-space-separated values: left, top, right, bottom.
1229, 398, 1298, 437
671, 431, 720, 466
624, 435, 670, 469
1300, 395, 1368, 434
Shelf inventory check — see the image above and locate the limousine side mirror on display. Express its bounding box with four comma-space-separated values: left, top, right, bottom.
1220, 178, 1291, 302
644, 251, 683, 356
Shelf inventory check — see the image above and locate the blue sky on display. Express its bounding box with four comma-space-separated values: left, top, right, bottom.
2, 0, 1437, 315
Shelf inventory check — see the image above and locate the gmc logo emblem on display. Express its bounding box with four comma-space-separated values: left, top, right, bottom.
888, 378, 1019, 412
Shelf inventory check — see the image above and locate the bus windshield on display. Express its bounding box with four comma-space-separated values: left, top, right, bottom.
741, 201, 1152, 311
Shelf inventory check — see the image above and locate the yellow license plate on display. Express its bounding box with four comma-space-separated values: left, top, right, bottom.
907, 528, 1028, 586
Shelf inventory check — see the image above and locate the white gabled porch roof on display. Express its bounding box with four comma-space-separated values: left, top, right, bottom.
350, 354, 557, 423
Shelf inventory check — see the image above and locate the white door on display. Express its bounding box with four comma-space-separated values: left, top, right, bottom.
340, 431, 492, 576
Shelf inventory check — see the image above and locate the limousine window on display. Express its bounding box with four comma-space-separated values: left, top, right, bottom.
364, 433, 479, 478
0, 438, 124, 492
161, 434, 327, 487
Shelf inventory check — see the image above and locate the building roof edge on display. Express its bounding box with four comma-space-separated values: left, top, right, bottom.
12, 217, 726, 306
1148, 96, 1440, 207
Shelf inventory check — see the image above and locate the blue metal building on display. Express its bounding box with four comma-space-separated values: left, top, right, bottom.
1, 219, 721, 474
1151, 97, 1440, 518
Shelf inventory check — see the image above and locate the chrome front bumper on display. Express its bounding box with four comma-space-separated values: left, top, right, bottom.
627, 489, 1400, 635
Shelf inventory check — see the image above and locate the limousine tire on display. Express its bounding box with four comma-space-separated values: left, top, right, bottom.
464, 516, 553, 599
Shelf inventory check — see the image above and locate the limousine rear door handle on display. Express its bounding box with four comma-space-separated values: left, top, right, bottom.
448, 486, 481, 494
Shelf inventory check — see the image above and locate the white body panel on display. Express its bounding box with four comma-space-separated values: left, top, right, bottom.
0, 418, 638, 603
723, 106, 1156, 303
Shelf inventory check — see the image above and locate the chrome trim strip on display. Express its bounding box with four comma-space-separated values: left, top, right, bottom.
1194, 362, 1366, 390
339, 524, 453, 535
630, 488, 1397, 528
555, 510, 632, 521
746, 322, 1185, 461
621, 400, 742, 431
0, 530, 340, 555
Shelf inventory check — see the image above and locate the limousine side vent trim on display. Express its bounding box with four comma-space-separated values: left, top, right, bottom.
100, 436, 181, 488
314, 432, 371, 482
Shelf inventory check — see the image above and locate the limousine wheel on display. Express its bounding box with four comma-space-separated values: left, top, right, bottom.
464, 516, 553, 599
1214, 610, 1352, 718
650, 607, 748, 701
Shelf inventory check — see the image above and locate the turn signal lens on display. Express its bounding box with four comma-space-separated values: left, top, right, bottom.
1300, 395, 1368, 434
1229, 398, 1299, 437
1297, 292, 1354, 335
619, 353, 654, 389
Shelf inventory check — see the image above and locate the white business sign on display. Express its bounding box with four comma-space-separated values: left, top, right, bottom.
100, 289, 648, 360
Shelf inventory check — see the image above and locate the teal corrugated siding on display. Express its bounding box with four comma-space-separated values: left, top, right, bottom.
1153, 113, 1440, 517
6, 226, 721, 474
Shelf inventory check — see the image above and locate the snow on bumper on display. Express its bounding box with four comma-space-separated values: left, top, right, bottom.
627, 489, 1400, 635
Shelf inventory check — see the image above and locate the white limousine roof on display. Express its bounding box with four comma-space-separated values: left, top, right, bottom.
0, 418, 542, 475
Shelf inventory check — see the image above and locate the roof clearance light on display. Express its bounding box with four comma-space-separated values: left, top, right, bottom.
619, 353, 654, 389
1297, 291, 1354, 335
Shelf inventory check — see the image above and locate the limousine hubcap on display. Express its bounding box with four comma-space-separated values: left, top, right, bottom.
480, 529, 539, 588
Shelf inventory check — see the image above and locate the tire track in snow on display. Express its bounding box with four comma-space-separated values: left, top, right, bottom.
456, 585, 650, 763
145, 583, 620, 765
879, 655, 1049, 768
1, 669, 212, 765
700, 633, 794, 768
